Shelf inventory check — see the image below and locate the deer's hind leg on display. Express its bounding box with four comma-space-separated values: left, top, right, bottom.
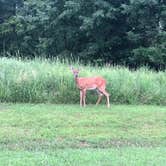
98, 88, 110, 108
96, 89, 103, 105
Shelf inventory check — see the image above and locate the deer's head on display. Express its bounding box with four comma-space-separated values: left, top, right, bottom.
71, 66, 79, 78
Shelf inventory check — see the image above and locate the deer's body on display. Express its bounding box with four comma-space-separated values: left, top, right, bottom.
75, 76, 106, 90
71, 67, 110, 108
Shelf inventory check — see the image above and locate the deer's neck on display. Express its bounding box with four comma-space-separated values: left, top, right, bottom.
74, 76, 80, 88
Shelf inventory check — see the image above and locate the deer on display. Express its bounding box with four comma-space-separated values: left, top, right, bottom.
71, 67, 110, 108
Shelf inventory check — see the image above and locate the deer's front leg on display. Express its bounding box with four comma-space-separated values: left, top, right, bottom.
82, 89, 87, 107
80, 90, 83, 107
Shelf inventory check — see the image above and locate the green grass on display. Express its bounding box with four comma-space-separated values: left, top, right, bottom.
1, 148, 166, 166
0, 104, 166, 165
0, 57, 166, 105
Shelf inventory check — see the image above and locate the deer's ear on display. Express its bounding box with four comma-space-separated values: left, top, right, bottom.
78, 67, 81, 72
70, 66, 74, 71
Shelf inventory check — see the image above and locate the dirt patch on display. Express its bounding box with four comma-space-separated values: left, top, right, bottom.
0, 138, 165, 151
94, 139, 165, 148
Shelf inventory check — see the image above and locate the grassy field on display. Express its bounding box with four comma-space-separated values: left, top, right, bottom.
0, 104, 166, 165
0, 57, 166, 105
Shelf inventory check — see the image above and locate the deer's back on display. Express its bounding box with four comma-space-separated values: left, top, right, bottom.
77, 76, 106, 90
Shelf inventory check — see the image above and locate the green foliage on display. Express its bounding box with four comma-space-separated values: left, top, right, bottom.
0, 0, 166, 69
0, 58, 166, 105
130, 46, 166, 69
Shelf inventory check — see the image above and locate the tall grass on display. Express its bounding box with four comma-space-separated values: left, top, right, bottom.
0, 57, 166, 105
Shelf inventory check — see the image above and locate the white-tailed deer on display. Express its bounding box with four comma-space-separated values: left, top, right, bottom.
71, 67, 110, 108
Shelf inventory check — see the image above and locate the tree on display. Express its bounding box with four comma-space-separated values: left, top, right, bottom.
0, 0, 166, 69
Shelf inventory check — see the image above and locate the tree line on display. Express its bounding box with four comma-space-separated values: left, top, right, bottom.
0, 0, 166, 69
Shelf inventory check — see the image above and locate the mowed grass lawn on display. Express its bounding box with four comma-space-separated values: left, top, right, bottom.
0, 104, 166, 166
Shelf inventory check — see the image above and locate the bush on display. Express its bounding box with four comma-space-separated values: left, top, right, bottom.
130, 47, 166, 70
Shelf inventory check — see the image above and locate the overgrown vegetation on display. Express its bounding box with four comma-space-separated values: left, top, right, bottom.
0, 57, 166, 105
0, 104, 165, 165
0, 0, 166, 69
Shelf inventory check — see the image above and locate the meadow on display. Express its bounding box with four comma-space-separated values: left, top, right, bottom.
0, 57, 166, 105
0, 57, 166, 165
0, 104, 166, 166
